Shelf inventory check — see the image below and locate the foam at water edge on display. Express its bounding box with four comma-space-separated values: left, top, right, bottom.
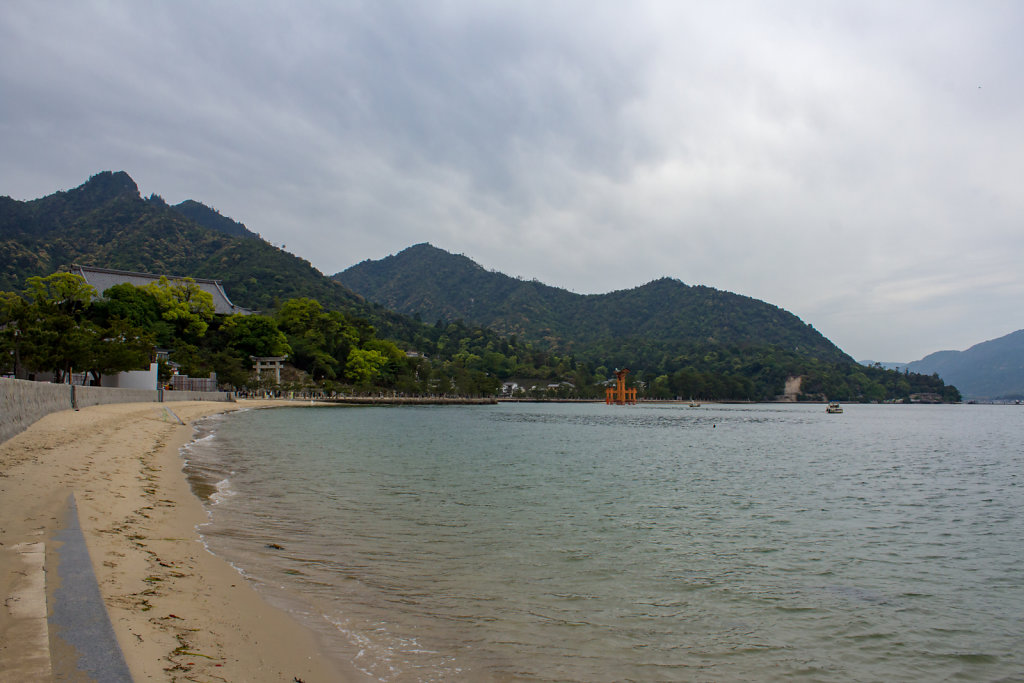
323, 613, 398, 681
209, 477, 237, 506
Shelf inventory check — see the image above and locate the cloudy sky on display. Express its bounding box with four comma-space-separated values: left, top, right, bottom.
2, 1, 1021, 362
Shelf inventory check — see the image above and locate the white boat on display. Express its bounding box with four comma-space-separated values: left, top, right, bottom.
826, 402, 843, 414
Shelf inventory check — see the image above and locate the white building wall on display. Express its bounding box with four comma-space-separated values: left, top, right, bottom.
104, 363, 159, 390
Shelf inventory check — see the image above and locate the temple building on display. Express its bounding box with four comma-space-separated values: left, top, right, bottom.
70, 265, 254, 315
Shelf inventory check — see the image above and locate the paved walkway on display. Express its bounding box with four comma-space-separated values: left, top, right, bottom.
48, 493, 133, 682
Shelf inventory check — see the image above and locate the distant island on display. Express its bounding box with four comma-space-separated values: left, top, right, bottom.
863, 329, 1024, 401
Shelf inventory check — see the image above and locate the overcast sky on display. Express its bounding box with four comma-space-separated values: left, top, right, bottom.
2, 1, 1022, 362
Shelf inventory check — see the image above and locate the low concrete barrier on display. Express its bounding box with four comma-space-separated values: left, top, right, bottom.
162, 389, 234, 402
0, 378, 74, 446
1, 377, 233, 445
73, 385, 157, 409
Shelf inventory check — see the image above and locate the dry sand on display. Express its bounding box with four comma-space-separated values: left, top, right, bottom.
0, 399, 369, 682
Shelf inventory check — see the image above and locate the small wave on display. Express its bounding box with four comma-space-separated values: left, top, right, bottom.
181, 428, 216, 454
193, 530, 252, 580
941, 652, 999, 664
210, 477, 236, 505
323, 614, 400, 681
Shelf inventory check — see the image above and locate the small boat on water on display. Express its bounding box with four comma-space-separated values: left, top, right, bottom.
826, 401, 843, 414
689, 399, 701, 407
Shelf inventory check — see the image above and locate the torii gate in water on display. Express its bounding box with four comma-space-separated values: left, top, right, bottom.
605, 367, 637, 405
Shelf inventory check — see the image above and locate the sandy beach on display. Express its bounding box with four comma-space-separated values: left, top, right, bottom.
0, 399, 368, 682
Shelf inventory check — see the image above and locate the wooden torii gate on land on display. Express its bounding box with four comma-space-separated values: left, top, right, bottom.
605, 367, 637, 405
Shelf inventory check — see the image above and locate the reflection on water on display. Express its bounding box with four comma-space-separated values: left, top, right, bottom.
184, 403, 1024, 682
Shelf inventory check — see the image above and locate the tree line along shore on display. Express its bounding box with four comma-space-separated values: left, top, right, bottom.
1, 272, 959, 403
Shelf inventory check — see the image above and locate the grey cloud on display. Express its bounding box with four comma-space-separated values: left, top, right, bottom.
2, 0, 1023, 361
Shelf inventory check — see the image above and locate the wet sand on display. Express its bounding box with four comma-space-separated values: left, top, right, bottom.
0, 399, 369, 682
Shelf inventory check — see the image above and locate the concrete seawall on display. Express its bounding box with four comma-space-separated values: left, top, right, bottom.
162, 389, 232, 402
0, 378, 232, 445
73, 385, 159, 410
0, 378, 75, 446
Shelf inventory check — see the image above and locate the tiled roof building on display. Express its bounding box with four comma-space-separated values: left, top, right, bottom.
70, 265, 254, 315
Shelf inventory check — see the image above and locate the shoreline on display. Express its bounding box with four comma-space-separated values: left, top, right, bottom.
0, 399, 369, 682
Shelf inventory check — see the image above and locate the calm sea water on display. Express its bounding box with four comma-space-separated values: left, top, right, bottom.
183, 402, 1024, 682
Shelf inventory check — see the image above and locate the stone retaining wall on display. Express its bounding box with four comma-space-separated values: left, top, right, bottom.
1, 377, 234, 445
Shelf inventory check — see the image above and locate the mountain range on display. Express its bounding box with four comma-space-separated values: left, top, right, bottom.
333, 246, 961, 401
1, 171, 376, 315
336, 243, 850, 368
2, 171, 960, 401
861, 330, 1024, 400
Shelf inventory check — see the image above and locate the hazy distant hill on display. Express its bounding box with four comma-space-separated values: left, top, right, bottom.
336, 243, 850, 366
906, 329, 1024, 399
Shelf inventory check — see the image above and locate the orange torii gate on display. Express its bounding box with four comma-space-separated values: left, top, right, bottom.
605, 367, 637, 405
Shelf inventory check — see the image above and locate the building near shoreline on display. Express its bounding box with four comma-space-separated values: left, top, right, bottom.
70, 265, 254, 315
169, 373, 218, 392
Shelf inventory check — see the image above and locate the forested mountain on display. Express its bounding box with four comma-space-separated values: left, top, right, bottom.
906, 329, 1024, 400
337, 243, 849, 365
170, 199, 258, 239
337, 244, 958, 402
1, 173, 959, 401
0, 172, 544, 348
0, 171, 365, 312
0, 172, 575, 394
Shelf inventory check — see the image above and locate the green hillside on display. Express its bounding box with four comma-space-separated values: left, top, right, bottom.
0, 172, 575, 394
337, 243, 849, 364
0, 171, 532, 350
337, 244, 958, 402
1, 173, 960, 401
170, 199, 259, 240
0, 171, 364, 314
